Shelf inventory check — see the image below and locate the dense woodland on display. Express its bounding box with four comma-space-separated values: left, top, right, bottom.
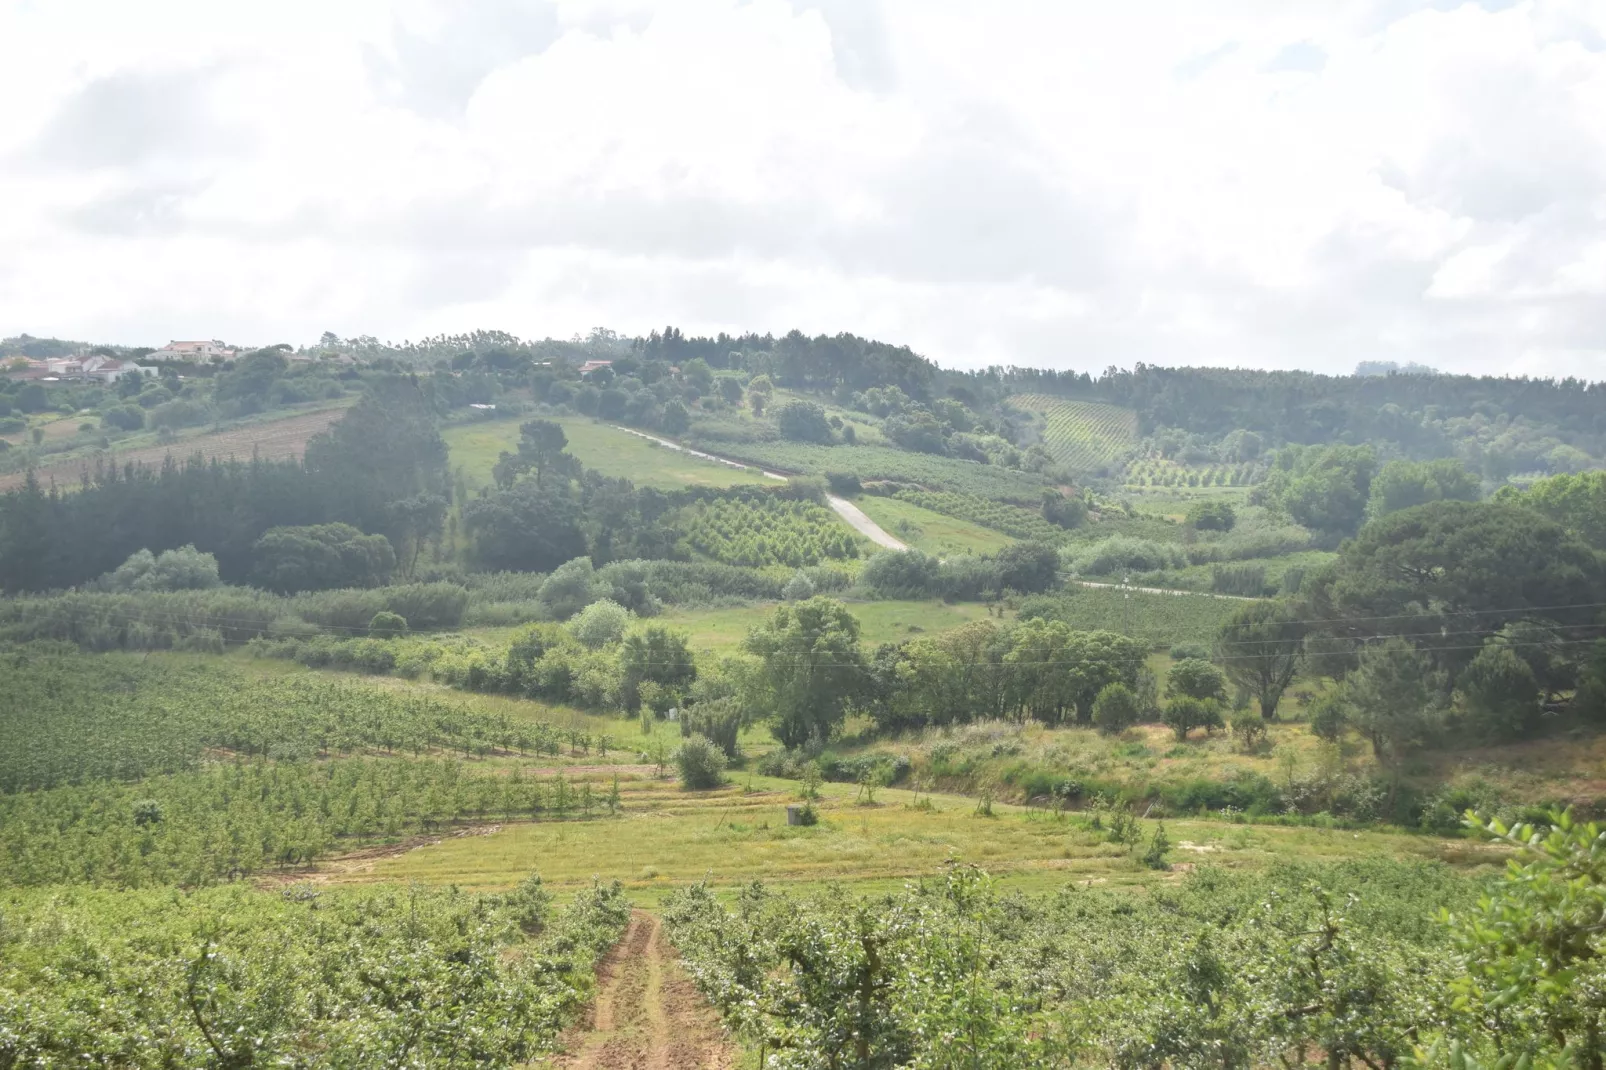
6, 325, 1606, 1066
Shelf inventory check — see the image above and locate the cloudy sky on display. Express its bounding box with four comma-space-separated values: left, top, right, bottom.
2, 0, 1604, 376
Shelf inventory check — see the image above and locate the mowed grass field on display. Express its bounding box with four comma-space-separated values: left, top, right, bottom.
324, 769, 1464, 903
850, 494, 1015, 556
650, 599, 999, 654
444, 416, 783, 493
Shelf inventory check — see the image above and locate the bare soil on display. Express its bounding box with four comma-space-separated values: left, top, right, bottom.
0, 406, 346, 491
554, 910, 739, 1070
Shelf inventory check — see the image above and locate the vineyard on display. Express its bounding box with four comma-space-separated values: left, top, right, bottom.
0, 876, 630, 1065
1009, 394, 1139, 471
1125, 455, 1265, 489
681, 495, 861, 567
891, 488, 1063, 542
0, 757, 633, 887
0, 654, 574, 792
1021, 585, 1242, 646
664, 859, 1473, 1068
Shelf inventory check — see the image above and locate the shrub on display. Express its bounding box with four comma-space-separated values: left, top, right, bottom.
675, 734, 727, 790
1163, 696, 1223, 741
782, 570, 815, 601
1062, 536, 1186, 577
1231, 710, 1269, 750
97, 545, 220, 592
825, 471, 862, 496
570, 599, 630, 649
1185, 500, 1236, 531
681, 698, 745, 759
1092, 683, 1142, 734
777, 400, 833, 443
1307, 691, 1349, 742
368, 611, 407, 639
1168, 658, 1229, 703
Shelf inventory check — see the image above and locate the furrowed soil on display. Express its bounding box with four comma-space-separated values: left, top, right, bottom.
552, 910, 738, 1070
0, 405, 347, 491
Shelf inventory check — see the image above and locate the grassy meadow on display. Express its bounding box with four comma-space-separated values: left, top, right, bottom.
444, 416, 784, 493
329, 769, 1458, 903
850, 493, 1015, 555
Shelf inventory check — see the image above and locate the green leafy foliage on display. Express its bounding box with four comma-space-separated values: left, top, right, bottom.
0, 877, 629, 1065
665, 860, 1473, 1069
0, 653, 551, 793
891, 487, 1065, 541
682, 495, 860, 568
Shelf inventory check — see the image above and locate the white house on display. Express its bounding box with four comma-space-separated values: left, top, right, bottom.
152, 339, 236, 360
44, 356, 154, 382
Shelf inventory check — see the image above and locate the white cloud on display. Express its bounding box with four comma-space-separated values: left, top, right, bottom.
1, 0, 1604, 377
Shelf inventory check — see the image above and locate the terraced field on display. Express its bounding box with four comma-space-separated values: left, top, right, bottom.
1009, 394, 1139, 472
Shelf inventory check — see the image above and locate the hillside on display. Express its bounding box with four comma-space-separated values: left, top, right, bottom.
5, 327, 1606, 1067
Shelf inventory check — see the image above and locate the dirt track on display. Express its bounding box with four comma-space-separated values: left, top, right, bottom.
0, 406, 346, 492
555, 910, 738, 1070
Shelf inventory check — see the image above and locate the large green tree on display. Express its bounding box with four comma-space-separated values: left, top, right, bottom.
1255, 444, 1378, 536
742, 597, 867, 749
1309, 500, 1604, 677
1496, 470, 1606, 550
1215, 601, 1307, 719
251, 522, 395, 593
1344, 638, 1443, 761
1365, 458, 1480, 520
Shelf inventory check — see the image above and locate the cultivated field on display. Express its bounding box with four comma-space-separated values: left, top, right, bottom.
0, 404, 349, 492
850, 494, 1015, 555
1009, 394, 1139, 471
445, 417, 783, 493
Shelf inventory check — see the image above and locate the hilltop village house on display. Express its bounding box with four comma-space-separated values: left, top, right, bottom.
43, 356, 156, 382
151, 340, 237, 361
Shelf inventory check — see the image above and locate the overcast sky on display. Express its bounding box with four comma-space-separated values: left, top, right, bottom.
2, 0, 1604, 377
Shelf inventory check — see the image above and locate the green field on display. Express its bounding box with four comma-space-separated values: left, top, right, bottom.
850, 494, 1015, 555
344, 771, 1446, 901
444, 417, 783, 492
650, 598, 998, 654
1010, 394, 1139, 471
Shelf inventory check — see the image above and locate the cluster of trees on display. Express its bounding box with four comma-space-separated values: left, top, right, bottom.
0, 378, 449, 592
667, 839, 1606, 1067
682, 495, 860, 568
1002, 362, 1606, 472
1253, 446, 1483, 537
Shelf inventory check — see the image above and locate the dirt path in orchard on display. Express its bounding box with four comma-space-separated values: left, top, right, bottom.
554, 910, 738, 1070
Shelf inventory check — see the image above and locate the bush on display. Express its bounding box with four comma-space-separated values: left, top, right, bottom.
570, 599, 630, 649
675, 734, 727, 790
825, 471, 862, 496
1168, 658, 1229, 704
368, 611, 407, 639
1092, 683, 1141, 734
1231, 710, 1269, 750
782, 570, 815, 601
1163, 696, 1223, 741
1062, 536, 1187, 577
102, 405, 144, 432
1307, 691, 1349, 742
97, 545, 220, 592
1185, 500, 1236, 531
681, 698, 744, 759
776, 400, 833, 443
